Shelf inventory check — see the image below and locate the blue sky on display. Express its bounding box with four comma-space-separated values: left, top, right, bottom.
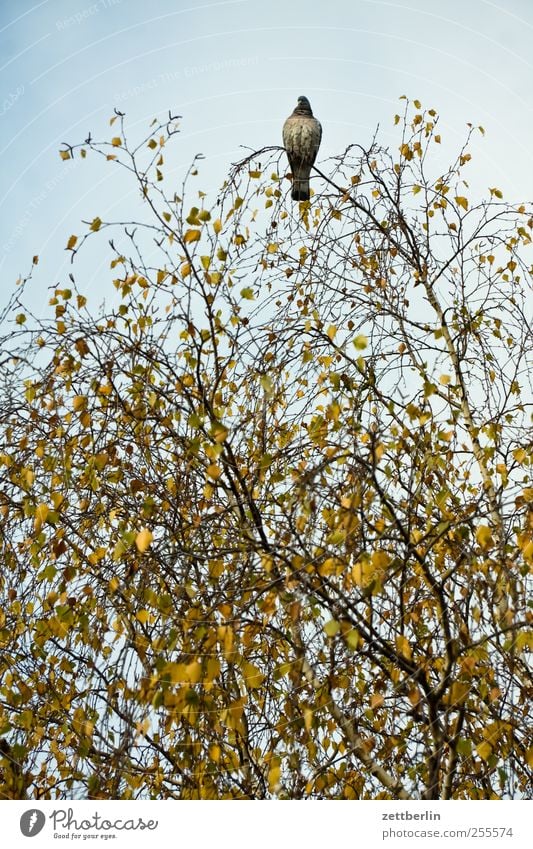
1, 0, 532, 314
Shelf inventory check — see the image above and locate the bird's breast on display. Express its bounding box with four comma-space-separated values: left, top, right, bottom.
283, 119, 321, 162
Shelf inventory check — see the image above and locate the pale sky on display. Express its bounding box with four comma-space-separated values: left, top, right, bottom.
1, 0, 532, 314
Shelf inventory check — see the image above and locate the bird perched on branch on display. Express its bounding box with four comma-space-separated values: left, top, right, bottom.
282, 96, 322, 201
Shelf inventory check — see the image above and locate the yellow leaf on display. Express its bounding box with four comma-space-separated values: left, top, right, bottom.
209, 744, 221, 763
268, 763, 281, 791
455, 196, 469, 211
93, 452, 108, 471
371, 693, 384, 709
353, 334, 367, 350
185, 661, 202, 683
395, 635, 412, 660
352, 556, 375, 587
212, 423, 229, 443
112, 540, 126, 561
324, 620, 340, 637
408, 687, 421, 707
213, 218, 222, 234
51, 492, 64, 510
374, 442, 385, 460
475, 524, 493, 549
135, 528, 153, 553
66, 235, 78, 250
318, 557, 339, 576
326, 528, 346, 546
205, 658, 221, 681
483, 721, 509, 747
260, 374, 274, 397
520, 539, 533, 564
242, 661, 265, 689
438, 430, 453, 442
111, 137, 122, 147
446, 681, 470, 705
345, 628, 360, 650
206, 463, 222, 480
165, 662, 186, 683
90, 217, 102, 232
59, 150, 71, 160
136, 609, 150, 624
371, 550, 391, 570
34, 503, 49, 531
515, 631, 533, 652
184, 229, 201, 244
21, 468, 34, 487
88, 546, 107, 565
72, 395, 87, 412
476, 741, 493, 761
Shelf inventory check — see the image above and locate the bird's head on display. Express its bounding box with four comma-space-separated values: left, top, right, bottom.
296, 95, 312, 113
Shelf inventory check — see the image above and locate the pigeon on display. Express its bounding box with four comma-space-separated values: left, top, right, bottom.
282, 96, 322, 201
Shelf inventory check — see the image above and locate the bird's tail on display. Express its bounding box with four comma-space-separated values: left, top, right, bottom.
291, 178, 310, 201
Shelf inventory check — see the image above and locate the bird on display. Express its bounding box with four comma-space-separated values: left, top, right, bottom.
282, 96, 322, 201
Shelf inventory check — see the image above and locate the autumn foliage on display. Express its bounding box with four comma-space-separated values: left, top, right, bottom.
0, 100, 532, 799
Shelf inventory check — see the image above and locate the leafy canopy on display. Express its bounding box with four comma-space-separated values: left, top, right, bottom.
0, 99, 532, 800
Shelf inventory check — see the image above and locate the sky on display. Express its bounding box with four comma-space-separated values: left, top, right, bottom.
1, 0, 532, 315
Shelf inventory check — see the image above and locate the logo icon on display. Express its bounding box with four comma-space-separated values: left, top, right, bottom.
20, 809, 46, 837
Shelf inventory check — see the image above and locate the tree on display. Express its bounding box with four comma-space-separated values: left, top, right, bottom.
0, 99, 532, 800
